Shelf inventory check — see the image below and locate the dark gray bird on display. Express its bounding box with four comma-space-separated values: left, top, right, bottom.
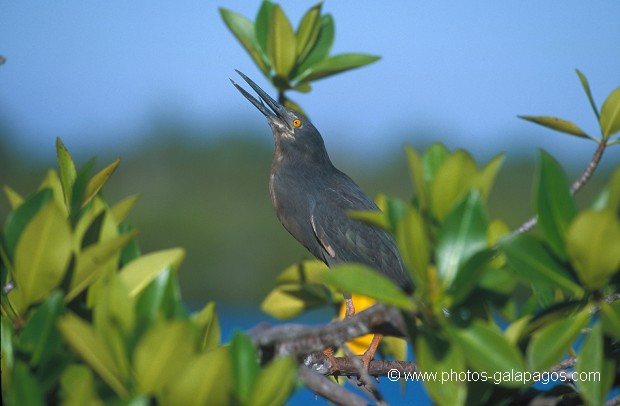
231, 70, 413, 366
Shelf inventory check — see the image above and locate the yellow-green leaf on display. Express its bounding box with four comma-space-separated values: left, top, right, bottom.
83, 159, 120, 207
14, 201, 72, 310
249, 357, 297, 406
405, 145, 428, 210
296, 3, 322, 61
56, 137, 77, 208
474, 153, 505, 201
220, 7, 269, 76
39, 169, 68, 217
576, 69, 599, 120
110, 194, 140, 224
66, 230, 138, 302
261, 284, 331, 319
119, 248, 185, 297
268, 5, 297, 78
3, 186, 23, 209
134, 320, 195, 394
430, 150, 478, 220
518, 115, 590, 138
576, 321, 615, 406
57, 313, 128, 397
275, 259, 329, 285
599, 86, 620, 139
60, 364, 103, 406
566, 210, 620, 290
192, 301, 221, 351
396, 205, 430, 294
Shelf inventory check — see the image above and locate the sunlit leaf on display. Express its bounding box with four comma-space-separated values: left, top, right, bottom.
416, 333, 467, 405
255, 0, 275, 55
295, 14, 334, 78
220, 7, 269, 76
452, 320, 525, 383
276, 259, 329, 285
347, 209, 390, 230
230, 332, 259, 405
435, 191, 488, 290
599, 86, 620, 139
526, 307, 589, 371
576, 321, 615, 406
518, 115, 590, 139
134, 320, 195, 394
39, 169, 67, 216
474, 153, 505, 201
119, 248, 185, 297
3, 186, 23, 209
321, 264, 414, 310
60, 364, 103, 406
430, 150, 478, 221
14, 201, 72, 310
250, 357, 297, 406
576, 69, 599, 120
296, 2, 322, 62
56, 137, 77, 208
193, 301, 221, 351
84, 159, 120, 207
423, 143, 450, 186
57, 312, 128, 397
298, 53, 380, 82
268, 5, 297, 78
110, 194, 140, 224
500, 234, 583, 296
396, 205, 430, 294
566, 210, 620, 290
261, 284, 331, 319
405, 145, 428, 210
534, 150, 576, 259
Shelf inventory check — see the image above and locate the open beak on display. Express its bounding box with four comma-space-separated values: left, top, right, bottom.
230, 70, 287, 121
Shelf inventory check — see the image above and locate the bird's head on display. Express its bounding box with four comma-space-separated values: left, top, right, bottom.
231, 70, 329, 162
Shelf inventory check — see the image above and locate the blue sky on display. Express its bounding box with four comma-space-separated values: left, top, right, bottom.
2, 1, 619, 165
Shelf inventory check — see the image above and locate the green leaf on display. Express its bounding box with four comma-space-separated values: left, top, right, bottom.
9, 362, 44, 406
255, 1, 275, 55
3, 185, 23, 209
56, 137, 77, 208
261, 284, 331, 319
296, 3, 322, 61
473, 153, 505, 201
1, 318, 14, 369
346, 209, 390, 230
295, 14, 334, 78
220, 7, 270, 76
321, 264, 414, 310
192, 301, 221, 351
19, 290, 64, 366
430, 150, 478, 221
57, 312, 128, 397
451, 320, 525, 383
576, 321, 615, 406
500, 234, 583, 296
576, 69, 599, 120
396, 205, 430, 294
84, 159, 120, 207
275, 259, 329, 285
601, 301, 620, 340
163, 347, 232, 406
566, 210, 620, 290
605, 165, 620, 214
435, 191, 488, 290
250, 357, 297, 406
405, 145, 428, 210
134, 320, 195, 394
297, 53, 380, 82
60, 364, 102, 406
534, 150, 576, 259
599, 86, 620, 139
416, 333, 467, 405
66, 230, 138, 302
526, 307, 589, 371
268, 5, 297, 78
13, 201, 72, 310
423, 143, 450, 186
518, 115, 590, 139
119, 247, 185, 297
230, 331, 259, 405
110, 194, 140, 224
449, 248, 496, 304
3, 188, 53, 262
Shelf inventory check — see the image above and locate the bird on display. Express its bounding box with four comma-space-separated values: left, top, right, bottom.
231, 70, 413, 370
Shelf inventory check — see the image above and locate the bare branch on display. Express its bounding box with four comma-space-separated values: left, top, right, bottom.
298, 366, 369, 406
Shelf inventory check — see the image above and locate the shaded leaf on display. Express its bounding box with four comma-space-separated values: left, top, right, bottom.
250, 357, 296, 406
576, 69, 599, 120
255, 0, 275, 55
295, 14, 334, 78
576, 321, 615, 406
500, 234, 583, 296
134, 320, 195, 394
422, 143, 450, 186
9, 362, 44, 406
220, 7, 270, 76
474, 153, 505, 201
14, 201, 72, 310
60, 364, 103, 406
405, 145, 428, 210
601, 301, 620, 340
435, 191, 488, 290
605, 165, 620, 214
230, 331, 259, 405
566, 210, 620, 290
298, 53, 380, 82
347, 209, 390, 230
526, 307, 589, 371
321, 264, 414, 310
57, 312, 128, 397
56, 137, 77, 208
518, 115, 590, 139
119, 248, 185, 297
599, 86, 620, 139
110, 194, 140, 224
19, 290, 64, 366
534, 150, 576, 259
452, 320, 525, 384
268, 5, 297, 78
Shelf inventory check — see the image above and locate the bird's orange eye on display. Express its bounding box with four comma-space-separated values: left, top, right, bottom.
292, 119, 302, 128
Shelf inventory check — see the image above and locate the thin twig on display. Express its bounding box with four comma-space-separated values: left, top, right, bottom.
298, 366, 369, 406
